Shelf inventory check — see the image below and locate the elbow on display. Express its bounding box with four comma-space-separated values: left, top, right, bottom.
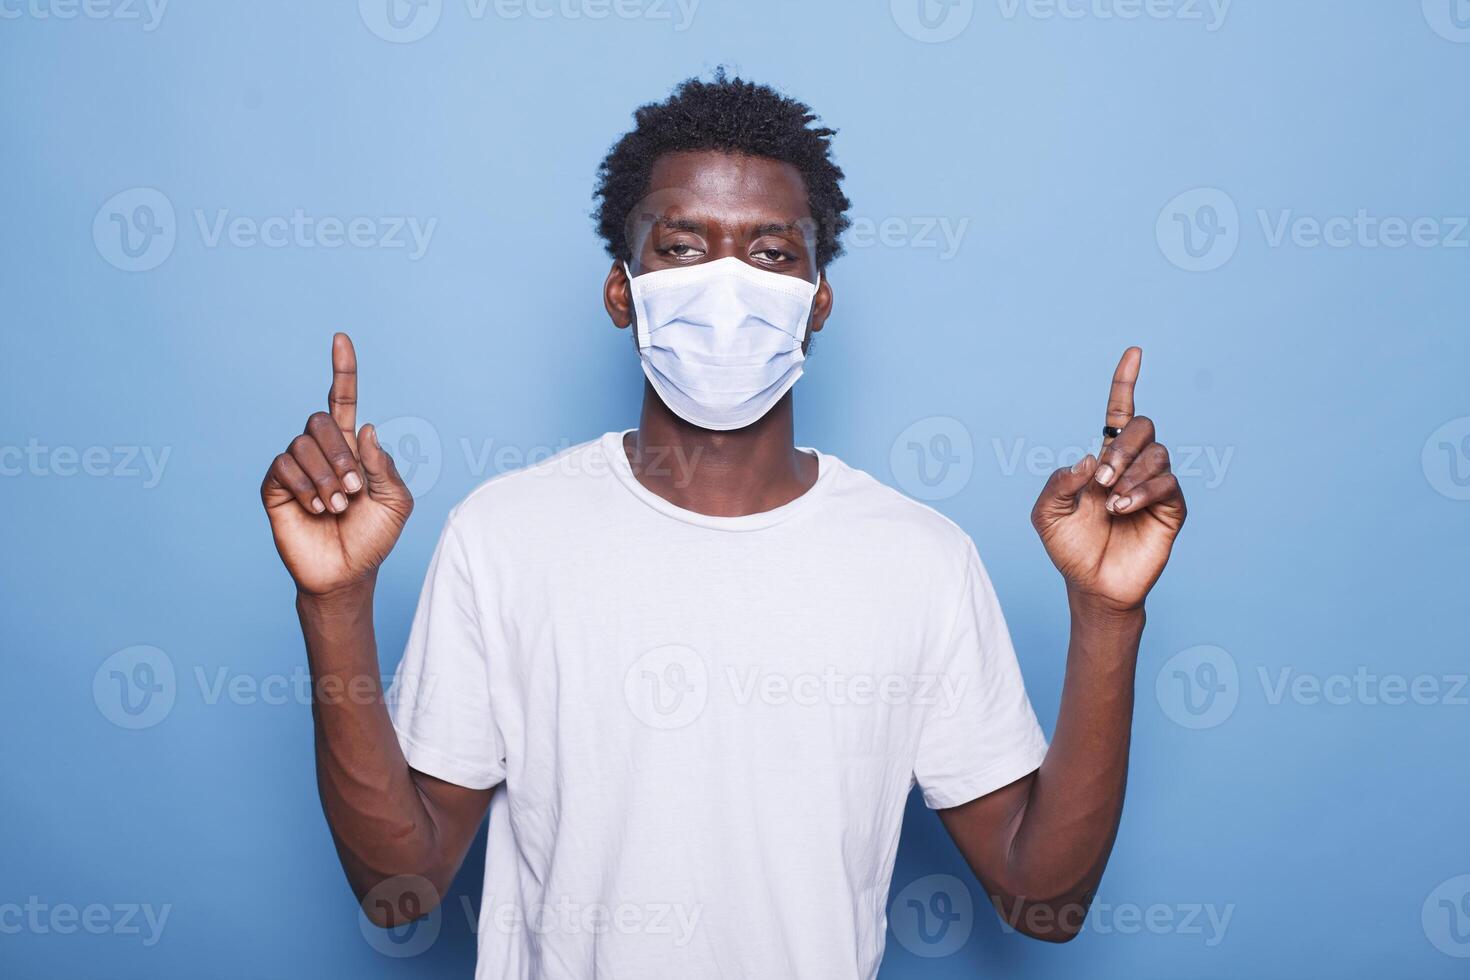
355, 873, 446, 930
1017, 916, 1085, 944
993, 893, 1091, 944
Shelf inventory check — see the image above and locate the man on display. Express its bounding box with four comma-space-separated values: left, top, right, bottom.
261, 72, 1185, 979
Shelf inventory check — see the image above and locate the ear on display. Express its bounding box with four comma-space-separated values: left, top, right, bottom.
808, 273, 834, 334
604, 260, 633, 329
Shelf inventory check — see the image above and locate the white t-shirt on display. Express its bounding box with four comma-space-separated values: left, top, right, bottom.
388, 431, 1048, 980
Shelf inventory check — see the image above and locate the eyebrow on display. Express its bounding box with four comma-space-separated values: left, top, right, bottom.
654, 216, 805, 237
656, 216, 705, 232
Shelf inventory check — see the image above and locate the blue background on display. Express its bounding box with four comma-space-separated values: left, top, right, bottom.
3, 1, 1468, 977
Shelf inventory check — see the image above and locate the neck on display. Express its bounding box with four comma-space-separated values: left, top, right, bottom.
623, 383, 819, 518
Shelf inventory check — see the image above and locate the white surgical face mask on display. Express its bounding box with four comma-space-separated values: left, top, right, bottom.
625, 256, 820, 432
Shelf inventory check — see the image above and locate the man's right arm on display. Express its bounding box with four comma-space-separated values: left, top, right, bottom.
298, 583, 492, 926
260, 333, 492, 926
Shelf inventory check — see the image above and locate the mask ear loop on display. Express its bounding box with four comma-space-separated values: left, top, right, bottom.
623, 261, 651, 351
798, 272, 822, 349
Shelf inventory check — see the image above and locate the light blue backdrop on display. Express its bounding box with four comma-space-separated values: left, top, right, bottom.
3, 1, 1467, 977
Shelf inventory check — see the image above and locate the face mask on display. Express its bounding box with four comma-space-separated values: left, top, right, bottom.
625, 256, 820, 431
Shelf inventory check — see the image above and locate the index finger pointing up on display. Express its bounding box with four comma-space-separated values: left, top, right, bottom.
329, 332, 358, 441
1104, 346, 1143, 435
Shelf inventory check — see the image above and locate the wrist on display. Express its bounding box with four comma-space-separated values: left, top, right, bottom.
297, 576, 377, 620
1067, 587, 1146, 636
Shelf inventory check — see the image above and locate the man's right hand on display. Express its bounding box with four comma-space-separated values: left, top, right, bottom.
261, 333, 413, 597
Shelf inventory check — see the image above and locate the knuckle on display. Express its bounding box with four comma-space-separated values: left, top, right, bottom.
288, 434, 314, 454
1132, 414, 1155, 435
306, 411, 333, 431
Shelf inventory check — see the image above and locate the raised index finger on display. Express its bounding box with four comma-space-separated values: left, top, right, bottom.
329, 332, 358, 442
1104, 346, 1143, 435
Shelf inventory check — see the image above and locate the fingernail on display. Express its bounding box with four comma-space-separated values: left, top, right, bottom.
331, 492, 348, 512
1114, 495, 1132, 512
1071, 456, 1090, 475
311, 497, 325, 514
343, 472, 362, 493
1096, 464, 1115, 485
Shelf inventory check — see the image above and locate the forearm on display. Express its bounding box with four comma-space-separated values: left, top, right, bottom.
296, 581, 450, 902
1001, 591, 1143, 926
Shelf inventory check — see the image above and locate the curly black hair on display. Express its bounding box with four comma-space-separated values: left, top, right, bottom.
592, 70, 851, 269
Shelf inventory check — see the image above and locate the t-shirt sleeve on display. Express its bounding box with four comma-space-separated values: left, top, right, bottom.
913, 544, 1049, 809
387, 515, 506, 790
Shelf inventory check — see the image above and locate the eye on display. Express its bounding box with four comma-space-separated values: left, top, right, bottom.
752, 247, 794, 265
655, 240, 706, 260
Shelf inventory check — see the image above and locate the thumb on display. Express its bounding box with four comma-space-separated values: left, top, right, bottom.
358, 424, 413, 512
1031, 455, 1098, 530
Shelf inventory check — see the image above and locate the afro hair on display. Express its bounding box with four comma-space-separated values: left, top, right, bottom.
593, 69, 852, 269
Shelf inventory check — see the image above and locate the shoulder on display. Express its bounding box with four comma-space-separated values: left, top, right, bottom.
441, 434, 614, 538
819, 453, 981, 571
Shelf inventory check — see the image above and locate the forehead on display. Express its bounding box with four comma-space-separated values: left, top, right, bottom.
643, 150, 812, 228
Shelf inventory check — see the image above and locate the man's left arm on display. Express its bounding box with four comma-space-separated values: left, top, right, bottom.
939, 346, 1187, 942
